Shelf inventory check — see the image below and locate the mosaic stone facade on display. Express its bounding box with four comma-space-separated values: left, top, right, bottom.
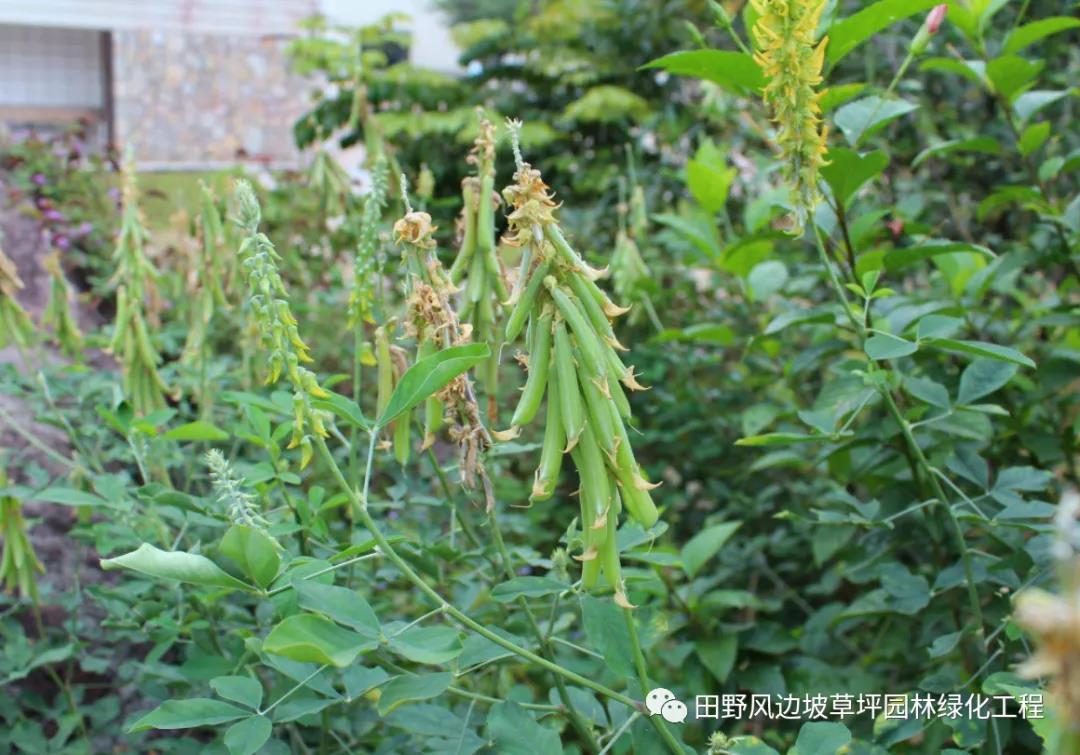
112, 30, 309, 168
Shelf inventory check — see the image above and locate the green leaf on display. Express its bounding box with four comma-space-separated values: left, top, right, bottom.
1004, 17, 1080, 54
697, 635, 738, 683
791, 721, 852, 755
920, 57, 987, 87
311, 391, 370, 431
1013, 90, 1070, 122
916, 314, 962, 340
263, 614, 371, 667
486, 701, 563, 755
224, 716, 272, 755
33, 487, 112, 508
101, 543, 254, 592
985, 55, 1043, 104
681, 521, 741, 578
821, 148, 888, 207
929, 630, 965, 658
219, 526, 280, 590
162, 420, 230, 442
388, 626, 463, 665
926, 339, 1035, 368
377, 343, 490, 428
1018, 122, 1050, 157
687, 140, 737, 213
946, 0, 1010, 42
958, 360, 1017, 405
377, 672, 452, 716
127, 698, 249, 732
210, 676, 263, 709
763, 307, 833, 335
295, 581, 380, 638
641, 50, 765, 93
884, 240, 995, 271
826, 0, 939, 65
913, 136, 1001, 167
865, 333, 918, 361
905, 376, 951, 410
581, 594, 635, 677
490, 576, 568, 602
834, 97, 918, 146
747, 260, 788, 301
819, 83, 866, 114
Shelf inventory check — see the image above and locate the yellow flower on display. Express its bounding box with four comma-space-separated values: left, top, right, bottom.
751, 0, 830, 226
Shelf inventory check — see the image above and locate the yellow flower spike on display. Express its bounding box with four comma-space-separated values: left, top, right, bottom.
751, 0, 831, 228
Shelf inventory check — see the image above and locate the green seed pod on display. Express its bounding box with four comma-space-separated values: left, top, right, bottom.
419, 339, 443, 447
531, 365, 565, 501
375, 326, 393, 419
546, 277, 607, 382
579, 270, 632, 319
547, 224, 605, 280
488, 263, 510, 304
575, 423, 611, 544
608, 373, 632, 421
449, 187, 477, 285
505, 246, 533, 306
394, 405, 411, 466
511, 306, 552, 427
466, 243, 486, 304
579, 369, 621, 458
505, 258, 552, 342
581, 546, 602, 589
552, 318, 585, 451
599, 497, 633, 608
567, 271, 626, 351
609, 439, 659, 529
476, 174, 495, 257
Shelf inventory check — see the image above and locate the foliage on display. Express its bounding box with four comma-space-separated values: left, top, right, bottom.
0, 1, 1077, 753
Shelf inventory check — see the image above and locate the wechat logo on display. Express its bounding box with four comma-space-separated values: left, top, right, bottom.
646, 688, 688, 723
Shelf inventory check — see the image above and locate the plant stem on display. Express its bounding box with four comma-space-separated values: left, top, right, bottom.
488, 506, 601, 753
878, 388, 987, 653
622, 607, 685, 754
314, 434, 651, 717
812, 220, 986, 667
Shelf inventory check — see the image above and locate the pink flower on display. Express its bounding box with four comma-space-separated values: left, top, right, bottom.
927, 4, 947, 34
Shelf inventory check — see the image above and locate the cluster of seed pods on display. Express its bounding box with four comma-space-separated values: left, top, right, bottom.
501, 128, 658, 606
448, 118, 507, 422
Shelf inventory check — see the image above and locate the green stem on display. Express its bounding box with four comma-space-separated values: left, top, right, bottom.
314, 434, 646, 715
489, 507, 601, 753
0, 404, 89, 475
623, 607, 684, 754
878, 388, 986, 654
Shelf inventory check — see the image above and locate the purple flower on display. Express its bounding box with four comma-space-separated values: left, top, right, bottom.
387, 510, 400, 520
54, 235, 70, 251
75, 221, 93, 237
516, 566, 532, 576
35, 196, 52, 210
31, 173, 47, 186
108, 187, 121, 201
42, 208, 65, 223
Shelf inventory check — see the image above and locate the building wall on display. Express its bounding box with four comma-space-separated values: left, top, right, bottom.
112, 29, 308, 168
0, 0, 460, 169
0, 0, 319, 36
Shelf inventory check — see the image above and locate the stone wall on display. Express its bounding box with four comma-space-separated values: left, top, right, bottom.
112, 30, 310, 169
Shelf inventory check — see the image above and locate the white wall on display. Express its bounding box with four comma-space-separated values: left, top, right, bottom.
0, 25, 103, 108
0, 0, 460, 71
